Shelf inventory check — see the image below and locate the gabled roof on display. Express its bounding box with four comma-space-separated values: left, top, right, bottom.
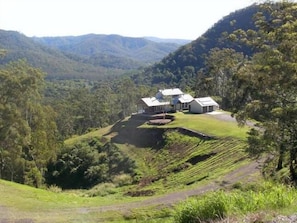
141, 97, 170, 107
178, 94, 194, 103
192, 97, 219, 107
157, 88, 183, 97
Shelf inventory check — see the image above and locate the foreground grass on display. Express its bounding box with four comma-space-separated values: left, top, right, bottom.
0, 178, 173, 222
2, 179, 296, 223
175, 182, 297, 223
0, 179, 146, 222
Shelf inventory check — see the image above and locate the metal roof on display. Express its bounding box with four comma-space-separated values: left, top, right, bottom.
157, 88, 183, 97
193, 97, 219, 107
141, 97, 170, 107
178, 94, 194, 103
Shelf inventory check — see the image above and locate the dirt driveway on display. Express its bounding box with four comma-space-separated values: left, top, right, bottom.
207, 110, 255, 127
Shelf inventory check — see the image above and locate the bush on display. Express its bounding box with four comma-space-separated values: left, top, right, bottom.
86, 183, 117, 197
46, 140, 136, 189
112, 174, 133, 187
47, 185, 62, 193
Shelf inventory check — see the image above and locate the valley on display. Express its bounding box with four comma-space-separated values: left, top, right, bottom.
1, 1, 297, 222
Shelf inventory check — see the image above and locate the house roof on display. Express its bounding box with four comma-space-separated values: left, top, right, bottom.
178, 94, 194, 103
193, 97, 219, 107
141, 97, 170, 107
157, 88, 183, 97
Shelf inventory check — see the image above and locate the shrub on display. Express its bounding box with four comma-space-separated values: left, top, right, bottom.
86, 183, 117, 197
47, 185, 62, 193
112, 174, 133, 187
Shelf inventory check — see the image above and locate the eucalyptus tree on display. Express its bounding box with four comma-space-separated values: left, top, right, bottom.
0, 59, 59, 186
115, 77, 138, 118
196, 48, 245, 107
230, 1, 297, 183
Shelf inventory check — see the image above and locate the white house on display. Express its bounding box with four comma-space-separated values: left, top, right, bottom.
139, 88, 219, 114
139, 88, 192, 113
189, 97, 219, 114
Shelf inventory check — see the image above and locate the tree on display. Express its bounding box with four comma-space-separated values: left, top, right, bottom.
0, 59, 59, 185
115, 77, 137, 118
230, 1, 297, 183
196, 48, 245, 108
46, 138, 136, 189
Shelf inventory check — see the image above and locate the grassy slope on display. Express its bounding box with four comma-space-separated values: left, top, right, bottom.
0, 111, 265, 222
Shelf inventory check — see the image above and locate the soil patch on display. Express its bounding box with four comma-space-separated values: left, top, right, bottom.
148, 119, 172, 125
186, 152, 217, 165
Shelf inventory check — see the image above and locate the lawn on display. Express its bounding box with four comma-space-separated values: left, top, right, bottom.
152, 111, 250, 140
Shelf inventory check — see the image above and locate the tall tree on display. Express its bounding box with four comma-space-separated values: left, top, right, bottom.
230, 1, 297, 183
115, 77, 137, 118
196, 48, 245, 108
0, 59, 59, 185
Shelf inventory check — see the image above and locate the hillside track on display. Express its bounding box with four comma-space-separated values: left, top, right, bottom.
76, 158, 263, 214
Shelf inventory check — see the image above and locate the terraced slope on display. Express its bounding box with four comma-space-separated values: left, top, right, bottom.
117, 134, 250, 195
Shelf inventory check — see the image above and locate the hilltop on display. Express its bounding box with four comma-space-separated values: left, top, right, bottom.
0, 111, 255, 221
1, 111, 297, 222
2, 109, 297, 222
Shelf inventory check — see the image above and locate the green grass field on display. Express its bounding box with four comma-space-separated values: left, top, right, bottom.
148, 111, 250, 140
1, 111, 295, 222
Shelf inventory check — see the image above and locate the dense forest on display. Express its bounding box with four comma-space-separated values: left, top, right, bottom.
0, 59, 154, 187
1, 1, 297, 188
0, 31, 184, 80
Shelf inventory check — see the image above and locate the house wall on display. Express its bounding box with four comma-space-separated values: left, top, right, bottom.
175, 102, 190, 111
189, 102, 219, 114
189, 101, 203, 113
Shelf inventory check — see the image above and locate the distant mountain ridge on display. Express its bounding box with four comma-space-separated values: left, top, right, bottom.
144, 37, 192, 45
0, 30, 186, 79
32, 34, 185, 62
0, 4, 259, 82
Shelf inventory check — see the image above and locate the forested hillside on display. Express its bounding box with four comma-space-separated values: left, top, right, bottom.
131, 4, 258, 89
0, 31, 183, 80
0, 58, 153, 187
0, 30, 115, 80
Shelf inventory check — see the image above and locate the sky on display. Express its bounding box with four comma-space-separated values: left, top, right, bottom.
0, 0, 259, 40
